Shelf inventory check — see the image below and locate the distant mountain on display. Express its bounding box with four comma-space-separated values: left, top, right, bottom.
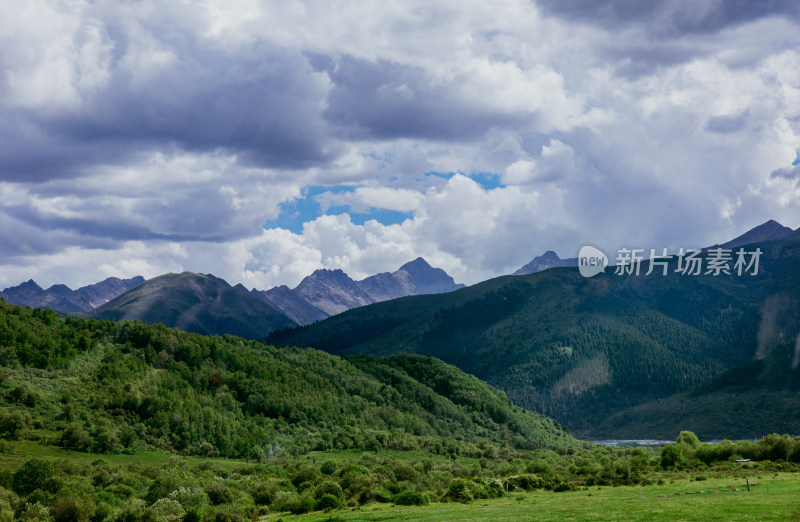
513, 251, 577, 275
268, 224, 800, 439
0, 276, 144, 313
720, 219, 794, 249
263, 257, 464, 324
391, 257, 465, 295
78, 276, 147, 308
251, 285, 329, 325
294, 269, 375, 316
90, 272, 295, 339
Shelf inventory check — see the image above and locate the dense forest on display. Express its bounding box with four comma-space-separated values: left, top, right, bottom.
269, 238, 800, 438
0, 300, 576, 460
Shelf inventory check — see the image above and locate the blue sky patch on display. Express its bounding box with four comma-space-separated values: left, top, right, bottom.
266, 171, 502, 234
266, 185, 414, 233
425, 171, 503, 190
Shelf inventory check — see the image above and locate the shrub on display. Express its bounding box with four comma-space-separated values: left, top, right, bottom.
206, 484, 234, 506
17, 502, 50, 521
251, 481, 282, 506
106, 484, 136, 500
507, 474, 546, 491
146, 474, 184, 504
148, 498, 184, 520
392, 463, 418, 482
394, 491, 429, 506
0, 410, 28, 438
660, 444, 687, 470
443, 479, 472, 503
320, 461, 337, 475
13, 459, 56, 496
315, 494, 343, 511
271, 491, 298, 512
168, 487, 206, 510
314, 480, 344, 501
60, 424, 93, 452
289, 491, 315, 514
676, 431, 700, 449
50, 496, 93, 522
290, 466, 319, 491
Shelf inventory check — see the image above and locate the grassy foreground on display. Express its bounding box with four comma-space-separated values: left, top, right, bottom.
1, 440, 799, 521
268, 473, 800, 521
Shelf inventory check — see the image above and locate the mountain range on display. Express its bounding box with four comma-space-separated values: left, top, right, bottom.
253, 257, 464, 324
1, 257, 465, 337
0, 276, 144, 313
4, 220, 800, 439
267, 220, 800, 439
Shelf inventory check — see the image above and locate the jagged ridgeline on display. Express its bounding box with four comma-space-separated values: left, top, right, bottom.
0, 300, 578, 459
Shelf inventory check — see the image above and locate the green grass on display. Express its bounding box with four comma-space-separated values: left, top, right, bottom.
264, 474, 800, 521
0, 440, 243, 471
2, 441, 798, 521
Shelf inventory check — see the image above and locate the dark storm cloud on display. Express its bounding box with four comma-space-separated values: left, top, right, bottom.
318, 56, 521, 141
0, 209, 119, 260
0, 29, 334, 184
536, 0, 800, 35
3, 176, 269, 243
2, 204, 216, 243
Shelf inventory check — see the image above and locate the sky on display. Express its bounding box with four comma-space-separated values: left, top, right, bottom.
2, 0, 800, 290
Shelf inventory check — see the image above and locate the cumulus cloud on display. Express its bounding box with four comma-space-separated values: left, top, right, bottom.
1, 0, 800, 291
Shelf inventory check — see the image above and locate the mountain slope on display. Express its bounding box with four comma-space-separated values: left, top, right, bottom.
721, 219, 794, 249
268, 224, 800, 439
0, 299, 578, 458
90, 272, 295, 339
251, 285, 328, 325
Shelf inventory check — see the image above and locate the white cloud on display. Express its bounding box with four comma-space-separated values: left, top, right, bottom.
316, 186, 424, 213
2, 0, 800, 292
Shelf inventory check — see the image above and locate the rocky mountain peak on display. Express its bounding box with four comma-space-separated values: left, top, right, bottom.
513, 250, 578, 275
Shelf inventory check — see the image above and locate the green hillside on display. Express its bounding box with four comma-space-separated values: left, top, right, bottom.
90, 272, 295, 339
0, 300, 576, 460
268, 239, 800, 439
3, 299, 800, 520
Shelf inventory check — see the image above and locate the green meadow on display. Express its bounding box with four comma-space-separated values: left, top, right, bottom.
266, 474, 800, 521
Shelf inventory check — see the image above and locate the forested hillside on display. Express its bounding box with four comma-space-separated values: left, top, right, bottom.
268, 238, 800, 439
0, 300, 575, 460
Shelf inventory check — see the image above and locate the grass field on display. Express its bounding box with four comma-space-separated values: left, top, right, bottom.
264, 474, 800, 521
2, 441, 798, 521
